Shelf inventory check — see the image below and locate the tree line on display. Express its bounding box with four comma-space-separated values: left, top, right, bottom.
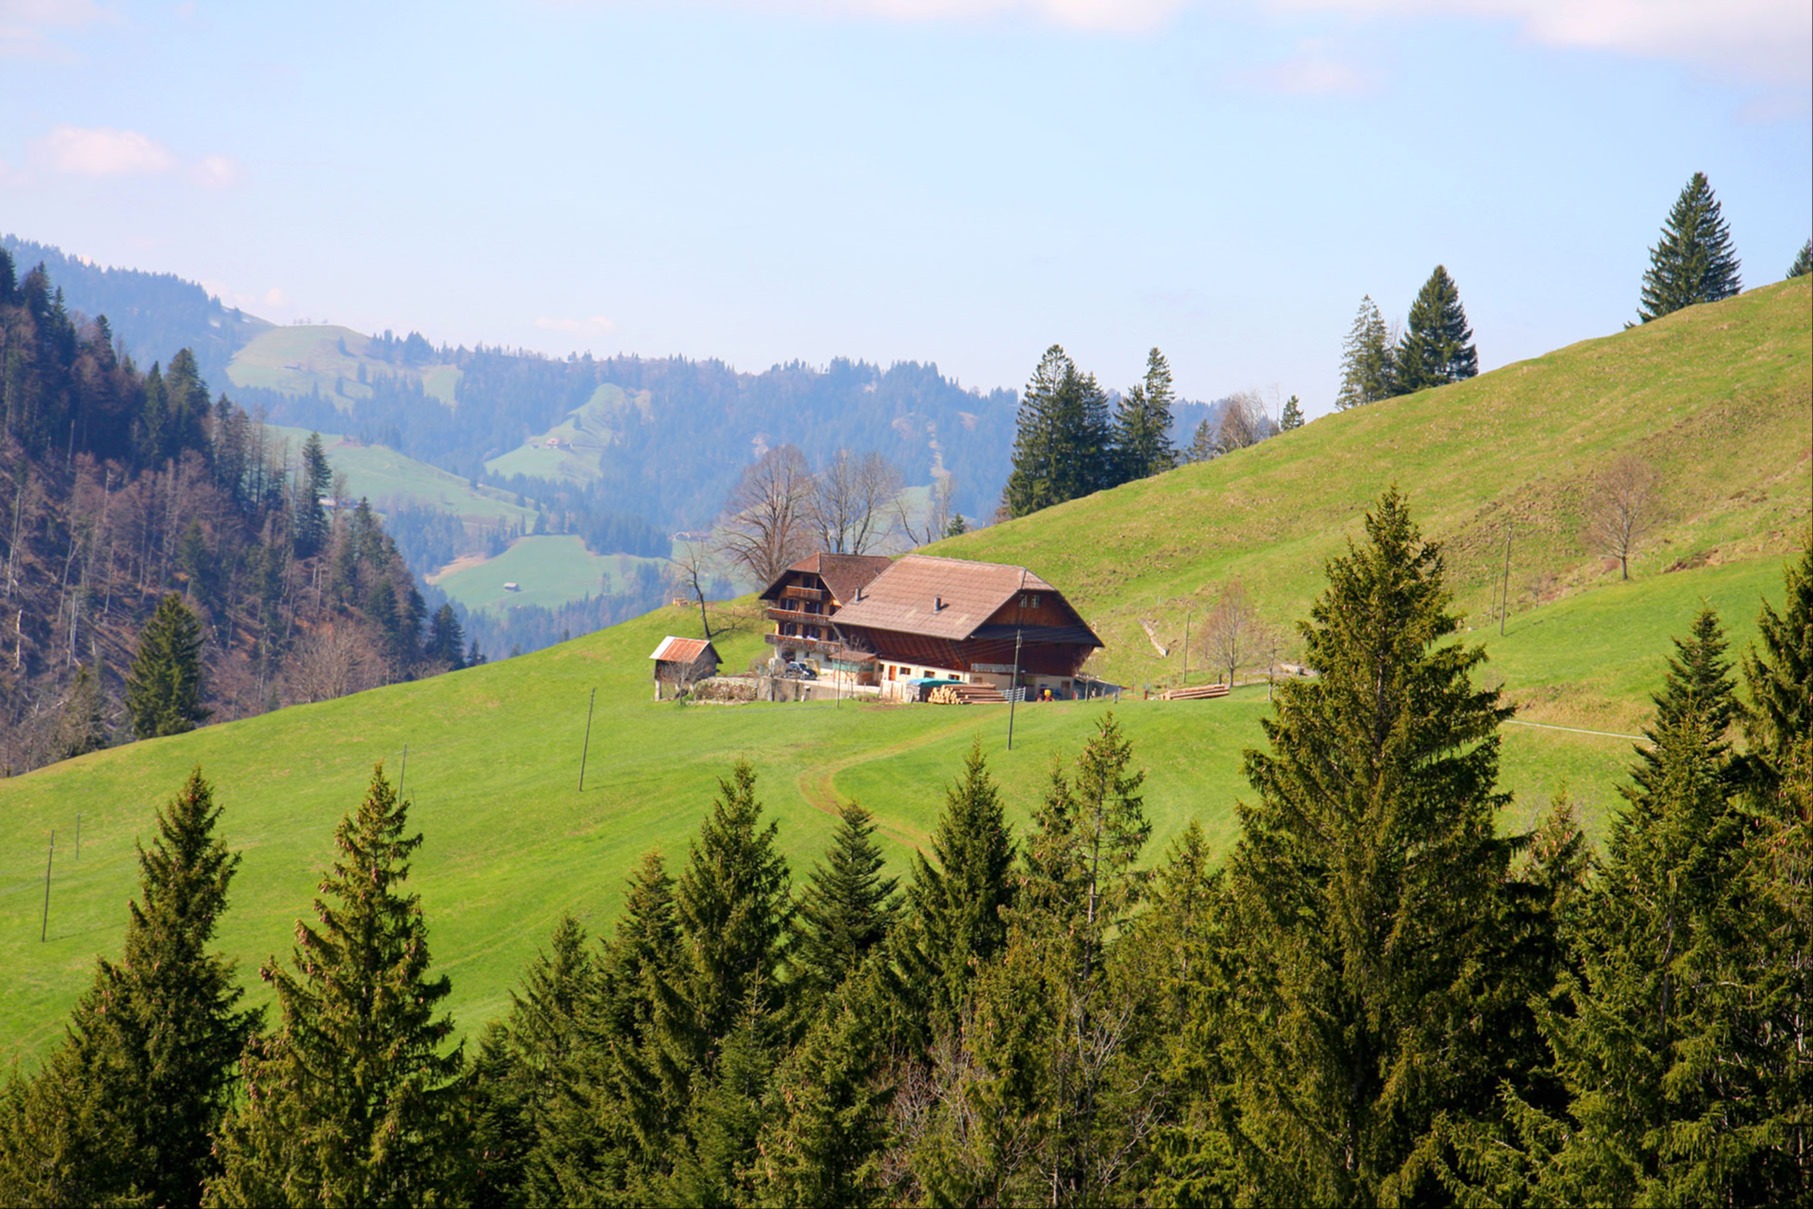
3, 491, 1806, 1207
1335, 173, 1811, 414
0, 253, 470, 773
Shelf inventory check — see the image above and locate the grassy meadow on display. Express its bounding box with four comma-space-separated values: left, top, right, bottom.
266, 426, 536, 531
226, 325, 462, 405
485, 383, 649, 485
429, 535, 668, 615
0, 280, 1806, 1068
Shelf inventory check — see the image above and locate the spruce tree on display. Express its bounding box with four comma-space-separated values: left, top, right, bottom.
756, 999, 891, 1208
1109, 348, 1179, 484
1540, 608, 1752, 1205
1395, 265, 1478, 393
796, 802, 899, 999
898, 742, 1017, 1034
1790, 238, 1812, 279
1225, 487, 1514, 1205
1732, 546, 1813, 1200
1334, 295, 1395, 409
674, 762, 794, 1056
207, 766, 465, 1207
1278, 394, 1304, 431
426, 604, 466, 670
469, 916, 601, 1209
125, 592, 210, 739
1637, 171, 1742, 322
1004, 345, 1112, 517
294, 431, 333, 557
0, 770, 255, 1209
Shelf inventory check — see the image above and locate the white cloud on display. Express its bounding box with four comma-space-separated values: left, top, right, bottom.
36, 125, 176, 176
0, 0, 117, 60
534, 314, 617, 335
193, 154, 242, 188
1261, 0, 1811, 90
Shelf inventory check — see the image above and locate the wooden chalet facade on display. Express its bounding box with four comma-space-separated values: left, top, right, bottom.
760, 553, 1103, 700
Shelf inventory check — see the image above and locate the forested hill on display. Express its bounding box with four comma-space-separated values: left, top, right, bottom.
0, 235, 266, 389
0, 251, 465, 773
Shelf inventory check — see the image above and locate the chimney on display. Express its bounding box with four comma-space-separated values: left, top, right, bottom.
934, 595, 944, 612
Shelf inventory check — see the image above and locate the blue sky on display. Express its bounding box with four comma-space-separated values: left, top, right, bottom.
2, 0, 1808, 415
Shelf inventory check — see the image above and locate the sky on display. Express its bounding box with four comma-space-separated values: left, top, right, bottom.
2, 0, 1808, 416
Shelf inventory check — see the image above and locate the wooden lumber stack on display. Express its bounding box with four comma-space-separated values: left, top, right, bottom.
928, 683, 1009, 705
1161, 683, 1230, 701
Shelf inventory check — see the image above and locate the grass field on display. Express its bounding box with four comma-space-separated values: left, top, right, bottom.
226, 325, 463, 407
265, 425, 535, 531
937, 278, 1811, 728
0, 282, 1806, 1067
429, 535, 668, 615
484, 383, 648, 484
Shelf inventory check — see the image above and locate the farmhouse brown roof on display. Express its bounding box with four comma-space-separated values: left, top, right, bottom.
828, 555, 1099, 646
649, 636, 717, 664
758, 553, 893, 604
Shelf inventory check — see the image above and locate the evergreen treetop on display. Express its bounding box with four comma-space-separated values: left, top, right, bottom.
1278, 395, 1304, 431
1334, 294, 1395, 409
1227, 487, 1515, 1204
125, 592, 210, 740
1638, 171, 1742, 323
1789, 239, 1812, 279
207, 765, 464, 1207
796, 801, 899, 999
1109, 347, 1179, 483
1395, 265, 1478, 393
1004, 345, 1112, 518
674, 761, 794, 1053
899, 742, 1017, 1032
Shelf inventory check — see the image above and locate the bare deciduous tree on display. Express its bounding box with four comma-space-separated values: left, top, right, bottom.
1214, 391, 1272, 456
1584, 454, 1660, 580
718, 444, 815, 588
669, 535, 716, 640
1199, 579, 1262, 687
898, 471, 960, 548
284, 623, 382, 704
813, 449, 903, 555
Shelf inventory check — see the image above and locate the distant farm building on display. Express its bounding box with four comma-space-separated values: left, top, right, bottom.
649, 636, 721, 699
759, 553, 1103, 701
503, 581, 521, 592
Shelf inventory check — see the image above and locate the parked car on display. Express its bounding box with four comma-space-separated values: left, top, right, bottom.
783, 660, 818, 680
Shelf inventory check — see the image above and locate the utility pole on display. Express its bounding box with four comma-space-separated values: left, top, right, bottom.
577, 687, 597, 792
1182, 609, 1191, 686
41, 830, 54, 943
1006, 628, 1024, 751
1500, 525, 1513, 637
398, 743, 408, 798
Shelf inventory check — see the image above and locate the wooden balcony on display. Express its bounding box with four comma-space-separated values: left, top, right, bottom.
766, 605, 828, 624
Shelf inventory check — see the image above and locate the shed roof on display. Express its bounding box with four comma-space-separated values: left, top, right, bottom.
758, 553, 893, 604
649, 636, 719, 664
828, 555, 1100, 646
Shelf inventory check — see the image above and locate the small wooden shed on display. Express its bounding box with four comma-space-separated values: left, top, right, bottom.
649, 636, 721, 700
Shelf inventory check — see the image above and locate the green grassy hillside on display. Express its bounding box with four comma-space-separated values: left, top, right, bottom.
484, 383, 651, 484
939, 279, 1810, 732
227, 326, 461, 405
1, 282, 1806, 1066
429, 535, 668, 615
267, 426, 535, 531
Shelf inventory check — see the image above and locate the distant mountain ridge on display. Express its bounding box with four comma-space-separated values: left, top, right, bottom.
0, 235, 266, 387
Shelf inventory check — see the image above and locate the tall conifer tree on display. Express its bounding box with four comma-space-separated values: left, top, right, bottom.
674, 762, 794, 1056
796, 802, 899, 1000
898, 742, 1017, 1034
1109, 348, 1179, 484
1789, 239, 1812, 279
1536, 609, 1754, 1205
1225, 487, 1514, 1204
0, 770, 254, 1209
207, 766, 464, 1207
1395, 265, 1478, 392
1637, 172, 1742, 322
1334, 295, 1395, 409
125, 592, 210, 739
